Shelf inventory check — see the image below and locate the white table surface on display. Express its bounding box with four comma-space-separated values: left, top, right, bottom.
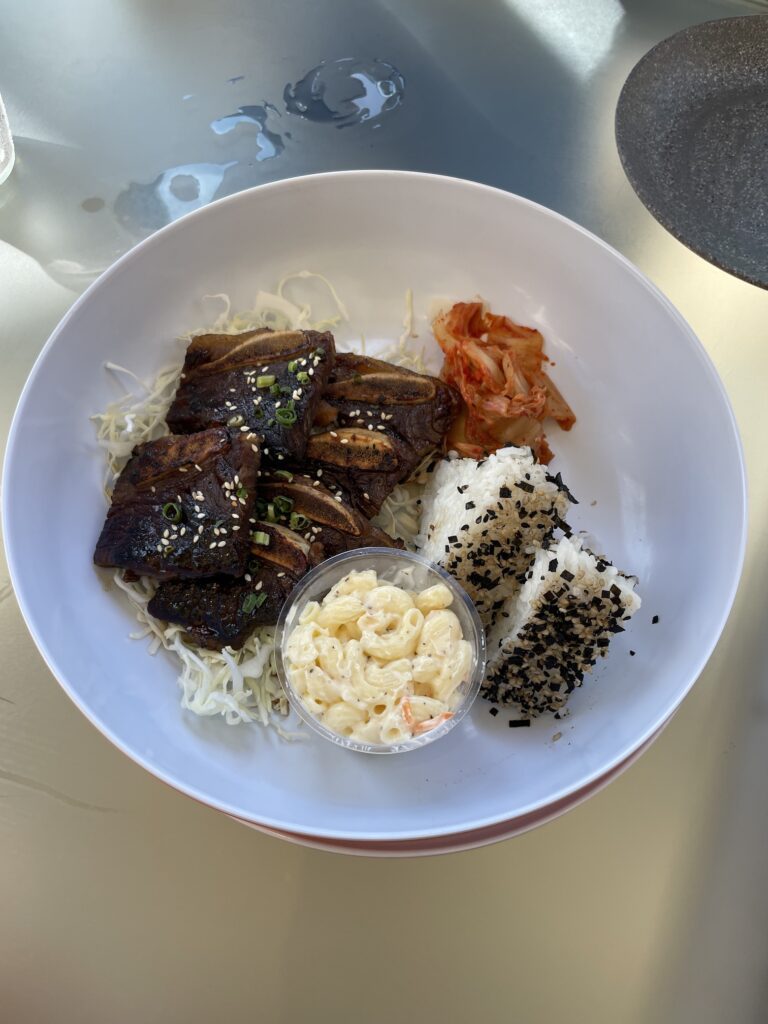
2, 1, 768, 1021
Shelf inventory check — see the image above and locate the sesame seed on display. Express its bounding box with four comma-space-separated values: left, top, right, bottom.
244, 574, 252, 583
232, 513, 239, 519
376, 425, 386, 431
277, 572, 285, 578
193, 535, 200, 543
209, 542, 217, 550
214, 528, 220, 536
197, 513, 205, 519
229, 388, 236, 393
334, 495, 342, 502
234, 475, 240, 484
180, 527, 186, 536
156, 544, 163, 552
330, 431, 338, 438
367, 425, 373, 431
308, 368, 314, 376
363, 492, 370, 500
312, 480, 320, 487
255, 581, 263, 591
232, 525, 240, 531
217, 540, 226, 548
340, 438, 349, 444
239, 425, 249, 432
251, 445, 259, 453
261, 366, 268, 373
163, 529, 169, 538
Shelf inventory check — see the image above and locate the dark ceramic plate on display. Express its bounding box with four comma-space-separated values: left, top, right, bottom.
616, 15, 768, 288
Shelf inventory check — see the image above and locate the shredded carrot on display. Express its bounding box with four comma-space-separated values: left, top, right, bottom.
432, 301, 575, 464
413, 712, 454, 735
401, 696, 415, 730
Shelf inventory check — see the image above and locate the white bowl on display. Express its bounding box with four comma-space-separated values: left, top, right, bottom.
2, 171, 746, 843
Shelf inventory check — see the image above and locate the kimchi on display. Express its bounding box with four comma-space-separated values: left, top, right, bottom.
432, 301, 575, 464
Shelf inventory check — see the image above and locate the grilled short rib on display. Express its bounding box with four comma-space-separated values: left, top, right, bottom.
165, 328, 335, 465
93, 428, 259, 580
146, 475, 402, 649
301, 353, 459, 516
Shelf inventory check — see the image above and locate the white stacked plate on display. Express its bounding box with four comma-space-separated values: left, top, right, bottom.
2, 172, 746, 854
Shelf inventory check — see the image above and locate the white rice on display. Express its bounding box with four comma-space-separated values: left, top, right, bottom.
483, 535, 641, 715
415, 447, 572, 623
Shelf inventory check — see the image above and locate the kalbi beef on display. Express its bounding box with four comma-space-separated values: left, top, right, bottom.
146, 565, 293, 651
165, 328, 335, 464
258, 472, 404, 553
146, 476, 403, 649
147, 519, 320, 649
302, 354, 459, 516
94, 428, 259, 580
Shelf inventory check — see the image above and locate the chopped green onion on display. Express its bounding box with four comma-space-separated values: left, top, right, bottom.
242, 591, 267, 614
266, 502, 277, 522
269, 383, 282, 396
257, 375, 275, 388
287, 360, 298, 373
254, 498, 268, 516
247, 557, 261, 573
227, 414, 244, 427
296, 371, 310, 384
267, 418, 276, 427
253, 406, 263, 418
236, 487, 248, 499
274, 470, 294, 482
290, 512, 310, 531
312, 347, 326, 361
274, 495, 294, 515
252, 530, 270, 546
162, 501, 182, 523
275, 407, 298, 426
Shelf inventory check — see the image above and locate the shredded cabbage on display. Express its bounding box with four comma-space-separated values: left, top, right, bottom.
93, 277, 434, 728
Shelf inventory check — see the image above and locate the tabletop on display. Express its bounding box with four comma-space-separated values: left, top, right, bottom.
2, 1, 768, 1021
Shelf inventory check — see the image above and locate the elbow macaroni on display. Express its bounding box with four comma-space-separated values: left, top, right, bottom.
284, 571, 473, 745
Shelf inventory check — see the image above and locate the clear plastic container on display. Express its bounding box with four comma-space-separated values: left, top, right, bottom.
275, 547, 486, 754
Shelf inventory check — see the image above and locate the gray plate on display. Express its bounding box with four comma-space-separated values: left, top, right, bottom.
616, 15, 768, 289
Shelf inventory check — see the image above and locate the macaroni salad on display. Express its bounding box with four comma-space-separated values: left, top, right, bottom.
284, 570, 472, 745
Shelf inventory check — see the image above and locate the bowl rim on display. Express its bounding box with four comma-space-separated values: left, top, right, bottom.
1, 169, 749, 841
274, 547, 487, 754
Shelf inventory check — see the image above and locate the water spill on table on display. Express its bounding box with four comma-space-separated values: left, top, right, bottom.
209, 103, 285, 161
284, 57, 405, 128
113, 160, 237, 234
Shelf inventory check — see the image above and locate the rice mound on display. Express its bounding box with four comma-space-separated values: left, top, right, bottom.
483, 536, 641, 715
416, 447, 572, 624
